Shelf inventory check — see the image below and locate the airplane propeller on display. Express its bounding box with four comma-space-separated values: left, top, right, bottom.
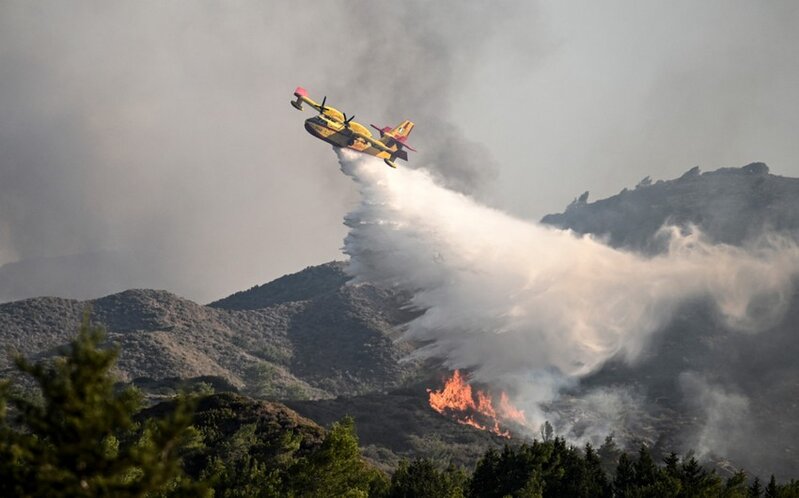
318, 96, 327, 114
342, 113, 356, 127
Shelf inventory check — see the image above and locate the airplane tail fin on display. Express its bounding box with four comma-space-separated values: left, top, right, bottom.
373, 120, 417, 154
390, 120, 414, 139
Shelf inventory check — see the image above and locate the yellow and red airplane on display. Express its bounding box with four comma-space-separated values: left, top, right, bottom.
290, 87, 415, 168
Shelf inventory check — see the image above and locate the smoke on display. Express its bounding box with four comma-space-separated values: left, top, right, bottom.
0, 0, 539, 302
0, 1, 355, 301
679, 372, 752, 460
546, 387, 656, 450
338, 149, 799, 431
321, 1, 544, 198
2, 2, 796, 303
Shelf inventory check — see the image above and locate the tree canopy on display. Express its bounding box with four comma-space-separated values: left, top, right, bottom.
2, 315, 799, 497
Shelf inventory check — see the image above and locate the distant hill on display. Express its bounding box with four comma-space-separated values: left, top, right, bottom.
542, 162, 799, 252
144, 392, 327, 455
2, 162, 799, 477
0, 263, 420, 400
541, 163, 799, 479
209, 262, 350, 310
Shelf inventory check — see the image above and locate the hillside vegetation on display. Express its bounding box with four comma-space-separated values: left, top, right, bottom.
3, 319, 799, 497
0, 262, 419, 400
2, 163, 799, 480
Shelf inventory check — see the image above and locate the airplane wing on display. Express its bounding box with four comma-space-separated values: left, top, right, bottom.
369, 123, 417, 152
352, 131, 392, 153
291, 86, 327, 113
395, 139, 417, 152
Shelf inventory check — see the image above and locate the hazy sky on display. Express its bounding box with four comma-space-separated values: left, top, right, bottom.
1, 1, 797, 302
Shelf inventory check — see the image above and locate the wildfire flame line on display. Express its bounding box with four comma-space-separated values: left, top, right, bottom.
427, 370, 526, 438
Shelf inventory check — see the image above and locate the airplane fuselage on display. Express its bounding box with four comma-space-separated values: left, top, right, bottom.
291, 86, 412, 168
304, 115, 395, 161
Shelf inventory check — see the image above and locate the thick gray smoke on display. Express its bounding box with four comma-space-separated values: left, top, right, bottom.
338, 149, 799, 433
2, 2, 798, 303
679, 372, 753, 461
324, 1, 541, 198
0, 0, 536, 302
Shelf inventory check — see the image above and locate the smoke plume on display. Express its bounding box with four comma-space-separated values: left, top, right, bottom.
0, 0, 539, 302
338, 149, 799, 432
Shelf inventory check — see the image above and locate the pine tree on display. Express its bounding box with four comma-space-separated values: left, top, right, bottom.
584, 443, 611, 498
613, 453, 636, 498
765, 475, 778, 498
633, 444, 658, 488
289, 415, 387, 497
0, 312, 204, 497
200, 423, 284, 497
468, 448, 501, 497
388, 459, 466, 498
679, 456, 722, 498
598, 434, 622, 478
664, 453, 680, 479
725, 470, 747, 497
748, 477, 763, 498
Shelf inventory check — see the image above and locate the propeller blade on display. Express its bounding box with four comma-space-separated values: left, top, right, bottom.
320, 96, 327, 113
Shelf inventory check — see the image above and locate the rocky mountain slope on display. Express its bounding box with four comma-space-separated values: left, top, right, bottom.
541, 163, 799, 479
542, 162, 799, 251
0, 262, 419, 400
2, 162, 799, 476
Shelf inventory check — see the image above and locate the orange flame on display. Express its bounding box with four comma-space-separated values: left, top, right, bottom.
427, 370, 525, 438
498, 392, 527, 424
428, 370, 476, 413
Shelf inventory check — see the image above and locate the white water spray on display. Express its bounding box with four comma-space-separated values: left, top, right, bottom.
338, 149, 799, 427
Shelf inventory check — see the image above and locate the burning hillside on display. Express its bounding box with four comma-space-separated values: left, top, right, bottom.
427, 370, 526, 438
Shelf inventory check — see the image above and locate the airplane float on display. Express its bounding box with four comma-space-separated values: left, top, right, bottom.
290, 87, 415, 168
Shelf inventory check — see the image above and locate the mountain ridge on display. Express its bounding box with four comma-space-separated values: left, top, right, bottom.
2, 162, 799, 476
542, 162, 799, 252
0, 265, 420, 400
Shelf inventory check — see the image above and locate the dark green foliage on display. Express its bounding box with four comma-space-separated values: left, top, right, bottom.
468, 448, 502, 496
749, 477, 763, 497
387, 459, 466, 498
467, 438, 611, 498
0, 312, 204, 497
613, 453, 636, 497
288, 416, 388, 497
766, 475, 779, 497
724, 470, 748, 497
583, 443, 612, 497
598, 434, 623, 477
4, 312, 799, 497
168, 396, 387, 498
392, 437, 799, 498
468, 444, 545, 498
197, 422, 285, 497
664, 452, 680, 479
679, 455, 722, 497
774, 479, 799, 497
633, 444, 658, 488
0, 314, 388, 497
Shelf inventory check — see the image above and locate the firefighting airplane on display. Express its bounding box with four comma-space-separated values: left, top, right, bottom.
290, 87, 415, 168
